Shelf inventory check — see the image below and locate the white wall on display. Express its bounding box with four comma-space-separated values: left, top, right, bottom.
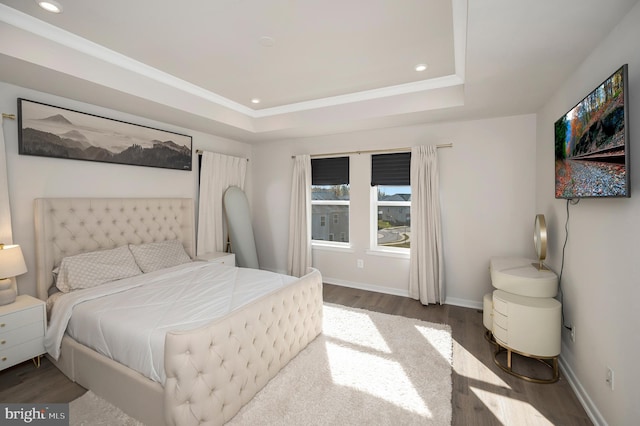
0, 82, 252, 297
535, 3, 640, 424
252, 114, 537, 307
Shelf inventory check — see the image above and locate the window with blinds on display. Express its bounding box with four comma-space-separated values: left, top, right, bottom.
311, 157, 350, 244
371, 153, 411, 250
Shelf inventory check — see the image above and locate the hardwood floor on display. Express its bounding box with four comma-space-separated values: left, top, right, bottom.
0, 356, 86, 403
0, 284, 592, 425
323, 284, 592, 426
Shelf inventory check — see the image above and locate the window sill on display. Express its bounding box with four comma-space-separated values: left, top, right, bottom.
365, 249, 410, 259
312, 242, 354, 253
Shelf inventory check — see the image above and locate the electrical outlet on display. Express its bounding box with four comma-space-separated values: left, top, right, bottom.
357, 259, 364, 268
570, 326, 576, 343
606, 367, 614, 390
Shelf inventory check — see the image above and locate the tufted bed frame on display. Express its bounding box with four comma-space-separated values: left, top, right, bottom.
33, 198, 323, 426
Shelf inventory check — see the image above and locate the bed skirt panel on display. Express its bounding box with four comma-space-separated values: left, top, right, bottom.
50, 336, 166, 426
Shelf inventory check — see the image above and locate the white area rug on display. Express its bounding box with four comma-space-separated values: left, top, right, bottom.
70, 304, 452, 425
229, 304, 452, 425
69, 391, 143, 426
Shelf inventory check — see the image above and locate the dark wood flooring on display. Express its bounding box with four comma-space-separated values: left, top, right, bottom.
0, 284, 592, 425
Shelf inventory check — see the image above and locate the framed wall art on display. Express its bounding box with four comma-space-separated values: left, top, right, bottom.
17, 98, 192, 171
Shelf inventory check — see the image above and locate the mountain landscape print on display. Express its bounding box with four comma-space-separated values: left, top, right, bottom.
18, 99, 192, 171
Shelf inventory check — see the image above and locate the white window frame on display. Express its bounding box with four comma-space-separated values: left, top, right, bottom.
369, 186, 411, 254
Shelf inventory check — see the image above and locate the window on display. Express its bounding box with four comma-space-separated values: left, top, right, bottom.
374, 185, 411, 249
311, 157, 349, 244
371, 153, 411, 250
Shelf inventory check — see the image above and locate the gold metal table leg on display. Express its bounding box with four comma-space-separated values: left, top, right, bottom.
485, 331, 559, 384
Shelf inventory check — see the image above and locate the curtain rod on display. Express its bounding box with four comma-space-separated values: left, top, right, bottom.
195, 149, 249, 161
2, 113, 15, 120
291, 143, 452, 159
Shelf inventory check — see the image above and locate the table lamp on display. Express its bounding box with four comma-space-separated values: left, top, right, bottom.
0, 244, 28, 305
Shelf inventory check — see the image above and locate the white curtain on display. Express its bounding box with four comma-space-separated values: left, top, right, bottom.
409, 145, 444, 305
197, 151, 247, 256
287, 155, 312, 277
0, 117, 16, 293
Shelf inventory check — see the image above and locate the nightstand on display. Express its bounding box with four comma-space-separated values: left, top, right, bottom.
196, 252, 236, 266
0, 295, 46, 371
485, 257, 561, 383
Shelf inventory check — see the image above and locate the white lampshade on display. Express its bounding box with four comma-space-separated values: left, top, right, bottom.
0, 244, 28, 279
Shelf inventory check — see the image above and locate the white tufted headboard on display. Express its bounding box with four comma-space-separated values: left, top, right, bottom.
33, 198, 195, 301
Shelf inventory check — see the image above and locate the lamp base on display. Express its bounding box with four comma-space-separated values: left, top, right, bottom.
0, 278, 16, 305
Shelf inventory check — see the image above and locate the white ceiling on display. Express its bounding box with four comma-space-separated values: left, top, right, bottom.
0, 0, 637, 143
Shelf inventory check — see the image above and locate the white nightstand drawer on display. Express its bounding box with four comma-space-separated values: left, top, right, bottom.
493, 324, 508, 346
493, 310, 508, 330
493, 296, 508, 316
0, 321, 45, 350
0, 306, 43, 333
0, 338, 45, 370
0, 295, 47, 372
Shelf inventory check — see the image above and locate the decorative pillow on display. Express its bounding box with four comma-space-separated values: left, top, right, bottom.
55, 245, 143, 293
128, 239, 192, 273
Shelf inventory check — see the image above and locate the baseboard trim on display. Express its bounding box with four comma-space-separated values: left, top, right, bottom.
322, 277, 483, 309
559, 357, 607, 426
444, 297, 483, 310
322, 277, 410, 298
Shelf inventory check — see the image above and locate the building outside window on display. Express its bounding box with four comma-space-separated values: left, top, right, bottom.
375, 186, 411, 249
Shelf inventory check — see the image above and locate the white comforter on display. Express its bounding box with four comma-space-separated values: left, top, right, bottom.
45, 261, 297, 383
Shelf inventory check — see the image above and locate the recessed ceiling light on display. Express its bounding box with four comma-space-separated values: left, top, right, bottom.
415, 64, 428, 72
259, 36, 275, 47
251, 98, 261, 104
36, 0, 63, 13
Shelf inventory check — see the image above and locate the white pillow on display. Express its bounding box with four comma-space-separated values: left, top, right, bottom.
55, 245, 142, 293
129, 240, 192, 273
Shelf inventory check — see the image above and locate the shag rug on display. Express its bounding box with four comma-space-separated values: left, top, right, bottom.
69, 391, 143, 426
70, 304, 452, 425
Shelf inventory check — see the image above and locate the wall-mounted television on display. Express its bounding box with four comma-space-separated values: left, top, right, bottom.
554, 64, 630, 198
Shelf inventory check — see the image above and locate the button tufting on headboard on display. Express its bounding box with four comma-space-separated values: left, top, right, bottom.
34, 198, 195, 300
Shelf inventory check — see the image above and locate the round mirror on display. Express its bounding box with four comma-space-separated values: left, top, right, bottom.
534, 214, 547, 265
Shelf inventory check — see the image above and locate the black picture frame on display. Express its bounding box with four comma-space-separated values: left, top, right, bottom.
17, 98, 192, 171
553, 64, 629, 198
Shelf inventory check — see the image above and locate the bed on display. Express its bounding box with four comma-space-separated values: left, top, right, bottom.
34, 198, 323, 426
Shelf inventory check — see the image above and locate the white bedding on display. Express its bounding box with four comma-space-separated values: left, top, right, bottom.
45, 261, 297, 383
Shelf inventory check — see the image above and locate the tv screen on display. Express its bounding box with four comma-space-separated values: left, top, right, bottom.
554, 64, 630, 198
